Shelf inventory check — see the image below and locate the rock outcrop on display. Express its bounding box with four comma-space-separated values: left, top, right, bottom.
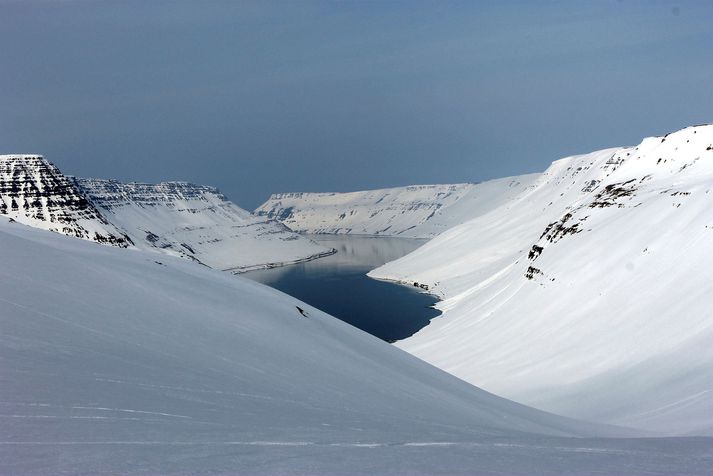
0, 155, 131, 246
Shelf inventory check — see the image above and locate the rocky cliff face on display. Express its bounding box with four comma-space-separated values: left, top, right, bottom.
74, 179, 248, 215
0, 155, 131, 246
73, 178, 332, 271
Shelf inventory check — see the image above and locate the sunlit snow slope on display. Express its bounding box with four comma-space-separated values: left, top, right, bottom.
0, 218, 660, 476
371, 124, 713, 436
73, 178, 333, 271
256, 176, 537, 238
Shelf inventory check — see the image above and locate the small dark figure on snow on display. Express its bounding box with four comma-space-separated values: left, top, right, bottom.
296, 306, 308, 318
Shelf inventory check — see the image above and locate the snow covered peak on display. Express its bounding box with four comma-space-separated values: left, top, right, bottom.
0, 155, 131, 246
371, 123, 713, 435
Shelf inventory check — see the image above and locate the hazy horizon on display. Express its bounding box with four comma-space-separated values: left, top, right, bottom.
2, 0, 712, 209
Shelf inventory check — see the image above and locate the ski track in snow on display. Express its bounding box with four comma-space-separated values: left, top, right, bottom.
0, 440, 643, 454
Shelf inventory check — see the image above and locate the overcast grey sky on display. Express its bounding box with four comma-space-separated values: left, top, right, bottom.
2, 1, 712, 209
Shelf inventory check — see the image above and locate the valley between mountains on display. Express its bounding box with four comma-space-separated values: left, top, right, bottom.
262, 124, 713, 436
2, 124, 713, 474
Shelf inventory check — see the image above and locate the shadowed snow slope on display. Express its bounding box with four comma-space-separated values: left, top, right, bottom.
256, 176, 537, 238
370, 124, 713, 436
4, 217, 684, 475
72, 178, 332, 271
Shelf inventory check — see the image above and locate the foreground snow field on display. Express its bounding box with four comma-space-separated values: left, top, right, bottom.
371, 124, 713, 436
256, 176, 537, 238
4, 218, 713, 475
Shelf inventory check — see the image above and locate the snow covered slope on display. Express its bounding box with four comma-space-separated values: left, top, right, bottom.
371, 124, 713, 436
256, 176, 537, 238
74, 178, 333, 271
0, 156, 329, 271
4, 217, 690, 476
0, 155, 131, 246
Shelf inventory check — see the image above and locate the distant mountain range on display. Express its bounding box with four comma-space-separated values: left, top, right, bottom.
256, 177, 537, 238
0, 155, 331, 271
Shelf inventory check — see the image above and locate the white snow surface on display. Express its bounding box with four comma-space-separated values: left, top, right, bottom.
370, 124, 713, 436
73, 178, 333, 271
5, 218, 704, 475
256, 176, 538, 238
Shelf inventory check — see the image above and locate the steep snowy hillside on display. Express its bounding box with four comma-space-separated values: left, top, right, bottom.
371, 124, 713, 436
74, 178, 333, 271
6, 218, 698, 476
256, 176, 537, 238
0, 155, 131, 246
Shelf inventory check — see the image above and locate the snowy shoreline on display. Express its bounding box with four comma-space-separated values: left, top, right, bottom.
226, 247, 338, 273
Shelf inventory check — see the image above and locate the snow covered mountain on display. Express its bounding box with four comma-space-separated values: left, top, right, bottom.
0, 155, 332, 272
74, 178, 332, 271
256, 176, 537, 238
370, 124, 713, 436
6, 217, 693, 476
0, 155, 131, 247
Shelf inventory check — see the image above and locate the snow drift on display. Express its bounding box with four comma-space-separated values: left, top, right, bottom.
370, 124, 713, 436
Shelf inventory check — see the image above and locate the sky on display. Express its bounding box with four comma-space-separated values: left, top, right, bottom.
2, 1, 712, 209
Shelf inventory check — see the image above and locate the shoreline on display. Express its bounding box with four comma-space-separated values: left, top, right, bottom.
225, 247, 338, 274
366, 274, 445, 302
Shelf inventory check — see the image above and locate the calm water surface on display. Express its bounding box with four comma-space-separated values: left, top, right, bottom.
243, 235, 441, 342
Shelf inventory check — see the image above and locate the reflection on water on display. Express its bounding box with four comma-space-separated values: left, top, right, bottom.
243, 235, 441, 342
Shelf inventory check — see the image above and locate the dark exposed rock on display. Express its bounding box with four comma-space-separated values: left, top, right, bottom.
528, 245, 544, 260
72, 178, 231, 212
525, 266, 542, 280
539, 212, 584, 243
0, 155, 131, 247
589, 179, 637, 208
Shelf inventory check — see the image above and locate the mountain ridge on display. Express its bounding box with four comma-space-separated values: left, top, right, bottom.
256, 176, 539, 238
369, 123, 713, 435
0, 154, 133, 247
0, 153, 332, 272
74, 176, 332, 271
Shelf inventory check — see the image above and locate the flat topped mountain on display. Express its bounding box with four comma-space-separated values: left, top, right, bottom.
0, 155, 330, 271
74, 177, 332, 271
74, 179, 243, 211
0, 155, 131, 246
256, 177, 538, 239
